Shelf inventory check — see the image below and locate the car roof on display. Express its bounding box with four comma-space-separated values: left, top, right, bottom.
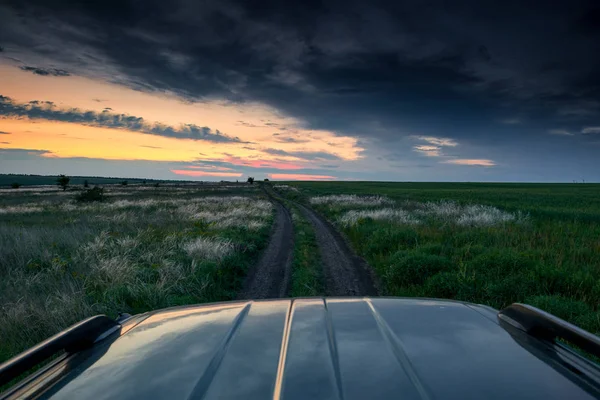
25, 297, 598, 400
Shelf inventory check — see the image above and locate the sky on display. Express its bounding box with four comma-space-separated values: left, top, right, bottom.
0, 0, 599, 182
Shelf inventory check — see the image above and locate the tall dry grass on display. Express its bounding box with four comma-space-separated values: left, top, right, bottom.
0, 185, 272, 362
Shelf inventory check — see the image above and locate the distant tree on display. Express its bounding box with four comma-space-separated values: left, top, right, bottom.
143, 180, 147, 185
57, 175, 70, 191
264, 178, 269, 182
83, 179, 89, 188
154, 182, 160, 188
121, 180, 128, 186
11, 182, 20, 189
247, 177, 255, 185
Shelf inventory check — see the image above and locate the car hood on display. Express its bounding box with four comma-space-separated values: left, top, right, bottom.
46, 298, 596, 400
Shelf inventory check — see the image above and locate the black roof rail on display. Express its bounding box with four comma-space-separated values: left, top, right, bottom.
498, 303, 600, 358
0, 315, 119, 387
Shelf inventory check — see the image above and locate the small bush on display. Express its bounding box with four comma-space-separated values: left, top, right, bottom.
573, 312, 600, 335
482, 272, 540, 308
83, 180, 89, 188
11, 182, 20, 189
424, 272, 463, 299
362, 226, 420, 255
525, 295, 592, 322
121, 180, 128, 186
76, 186, 105, 202
467, 250, 535, 281
385, 252, 453, 288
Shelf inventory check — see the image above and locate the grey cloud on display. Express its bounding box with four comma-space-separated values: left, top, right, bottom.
262, 148, 288, 156
263, 148, 342, 160
582, 127, 600, 134
19, 66, 70, 77
0, 95, 244, 143
274, 136, 309, 143
0, 148, 52, 157
238, 121, 261, 128
548, 129, 574, 136
0, 131, 10, 134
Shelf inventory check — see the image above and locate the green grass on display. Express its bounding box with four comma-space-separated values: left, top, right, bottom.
267, 185, 324, 297
288, 204, 324, 297
0, 184, 272, 363
283, 182, 600, 335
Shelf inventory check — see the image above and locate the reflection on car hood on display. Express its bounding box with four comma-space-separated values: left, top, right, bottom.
47, 298, 596, 400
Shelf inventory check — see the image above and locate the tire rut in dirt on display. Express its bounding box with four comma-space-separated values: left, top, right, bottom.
296, 203, 378, 296
238, 199, 294, 299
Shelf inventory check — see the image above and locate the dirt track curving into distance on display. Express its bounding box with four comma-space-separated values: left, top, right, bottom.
242, 185, 378, 299
295, 202, 379, 296
238, 192, 294, 299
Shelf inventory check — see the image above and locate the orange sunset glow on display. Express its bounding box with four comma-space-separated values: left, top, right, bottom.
0, 64, 366, 180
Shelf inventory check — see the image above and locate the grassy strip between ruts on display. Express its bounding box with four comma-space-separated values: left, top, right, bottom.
268, 186, 324, 297
288, 203, 324, 297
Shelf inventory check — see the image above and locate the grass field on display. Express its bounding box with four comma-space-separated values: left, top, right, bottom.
286, 182, 600, 335
2, 179, 599, 365
0, 183, 271, 363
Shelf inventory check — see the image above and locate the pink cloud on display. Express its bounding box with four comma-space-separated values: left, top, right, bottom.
171, 169, 243, 177
269, 173, 336, 180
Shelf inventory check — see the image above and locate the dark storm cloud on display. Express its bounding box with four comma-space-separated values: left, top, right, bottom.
19, 66, 70, 76
0, 0, 599, 147
0, 131, 10, 134
0, 95, 244, 143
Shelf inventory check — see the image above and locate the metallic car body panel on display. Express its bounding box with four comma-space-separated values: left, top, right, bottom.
41, 298, 598, 400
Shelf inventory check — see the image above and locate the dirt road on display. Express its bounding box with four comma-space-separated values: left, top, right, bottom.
238, 194, 294, 299
295, 203, 379, 296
